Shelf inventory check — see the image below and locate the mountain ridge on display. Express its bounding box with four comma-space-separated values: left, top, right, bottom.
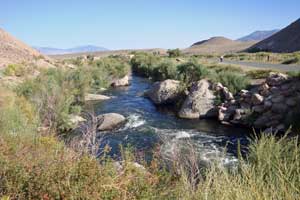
237, 29, 280, 42
35, 45, 108, 55
247, 18, 300, 53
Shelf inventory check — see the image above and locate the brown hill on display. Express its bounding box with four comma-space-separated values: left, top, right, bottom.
0, 28, 43, 67
248, 18, 300, 53
184, 37, 256, 55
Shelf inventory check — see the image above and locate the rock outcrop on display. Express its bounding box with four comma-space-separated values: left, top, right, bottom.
178, 80, 217, 119
97, 113, 126, 131
145, 79, 182, 105
217, 72, 300, 132
111, 75, 130, 87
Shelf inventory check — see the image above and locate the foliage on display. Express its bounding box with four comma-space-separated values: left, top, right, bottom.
246, 69, 275, 79
177, 61, 209, 84
167, 48, 182, 57
3, 64, 35, 77
212, 71, 250, 94
151, 61, 178, 81
16, 68, 81, 132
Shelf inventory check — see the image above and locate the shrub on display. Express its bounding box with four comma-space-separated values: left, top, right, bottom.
282, 57, 300, 64
213, 71, 250, 94
177, 61, 209, 84
131, 52, 161, 77
3, 64, 34, 77
246, 69, 275, 79
151, 61, 177, 81
167, 48, 182, 57
16, 68, 81, 132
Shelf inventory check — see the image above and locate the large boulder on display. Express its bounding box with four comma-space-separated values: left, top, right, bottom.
146, 79, 182, 105
178, 80, 217, 119
97, 113, 126, 131
111, 75, 130, 87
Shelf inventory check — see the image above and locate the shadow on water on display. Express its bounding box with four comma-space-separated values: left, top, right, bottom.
85, 76, 252, 165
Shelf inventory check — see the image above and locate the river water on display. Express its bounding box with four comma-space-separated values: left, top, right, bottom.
88, 76, 251, 167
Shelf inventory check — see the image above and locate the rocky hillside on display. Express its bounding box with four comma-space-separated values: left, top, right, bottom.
237, 30, 279, 42
248, 18, 300, 53
0, 28, 44, 67
184, 37, 256, 54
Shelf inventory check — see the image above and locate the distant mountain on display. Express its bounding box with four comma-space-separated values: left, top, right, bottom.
0, 28, 44, 67
248, 18, 300, 53
35, 45, 108, 55
238, 30, 280, 42
184, 36, 256, 54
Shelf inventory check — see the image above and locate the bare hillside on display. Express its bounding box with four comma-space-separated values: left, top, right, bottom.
0, 28, 43, 67
184, 37, 256, 55
248, 18, 300, 53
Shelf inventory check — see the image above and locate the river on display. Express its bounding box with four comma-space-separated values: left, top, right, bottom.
87, 76, 251, 167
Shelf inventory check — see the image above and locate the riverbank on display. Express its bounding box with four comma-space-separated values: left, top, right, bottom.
0, 54, 300, 199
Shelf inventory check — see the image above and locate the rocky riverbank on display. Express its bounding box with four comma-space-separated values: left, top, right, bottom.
145, 72, 300, 132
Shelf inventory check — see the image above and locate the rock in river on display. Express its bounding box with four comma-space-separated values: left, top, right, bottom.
97, 113, 126, 131
111, 75, 130, 87
178, 79, 217, 119
145, 79, 182, 105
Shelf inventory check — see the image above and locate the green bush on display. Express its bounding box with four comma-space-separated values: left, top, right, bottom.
167, 48, 182, 57
246, 69, 275, 79
3, 64, 34, 77
177, 61, 209, 84
131, 52, 161, 77
213, 71, 250, 94
151, 61, 177, 81
16, 69, 81, 132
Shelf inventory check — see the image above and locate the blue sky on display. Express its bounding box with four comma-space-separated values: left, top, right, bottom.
1, 0, 299, 50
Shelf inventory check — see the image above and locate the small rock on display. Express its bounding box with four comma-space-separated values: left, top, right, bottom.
254, 115, 269, 128
69, 115, 86, 127
214, 82, 224, 91
266, 72, 288, 86
264, 100, 273, 109
286, 98, 297, 107
251, 93, 264, 105
271, 95, 284, 103
272, 103, 288, 113
222, 87, 234, 101
252, 105, 265, 113
270, 87, 280, 94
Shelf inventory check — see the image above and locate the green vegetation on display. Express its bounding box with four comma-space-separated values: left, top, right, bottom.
167, 48, 182, 57
1, 101, 300, 200
1, 55, 300, 199
3, 64, 35, 77
246, 69, 276, 79
131, 52, 250, 93
222, 52, 300, 65
177, 61, 209, 84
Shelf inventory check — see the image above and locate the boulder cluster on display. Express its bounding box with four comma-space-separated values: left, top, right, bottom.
218, 72, 299, 131
146, 72, 300, 132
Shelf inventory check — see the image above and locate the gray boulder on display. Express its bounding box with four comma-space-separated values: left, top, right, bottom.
97, 113, 126, 131
146, 79, 182, 105
178, 80, 217, 119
